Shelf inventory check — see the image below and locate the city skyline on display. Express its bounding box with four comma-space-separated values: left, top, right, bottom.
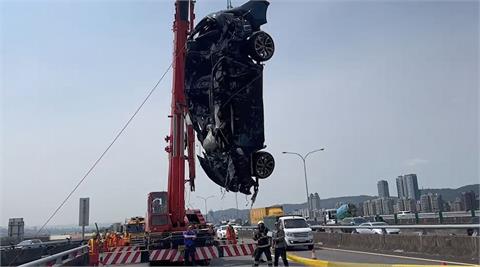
2, 0, 478, 226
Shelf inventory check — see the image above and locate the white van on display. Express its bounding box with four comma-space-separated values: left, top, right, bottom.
277, 216, 314, 250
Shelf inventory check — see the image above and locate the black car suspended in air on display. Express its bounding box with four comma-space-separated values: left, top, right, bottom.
185, 0, 275, 201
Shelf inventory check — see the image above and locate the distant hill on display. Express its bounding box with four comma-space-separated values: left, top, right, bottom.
419, 184, 479, 202
207, 184, 479, 224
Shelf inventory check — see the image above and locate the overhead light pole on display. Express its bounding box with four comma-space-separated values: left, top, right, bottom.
282, 148, 325, 218
197, 195, 215, 222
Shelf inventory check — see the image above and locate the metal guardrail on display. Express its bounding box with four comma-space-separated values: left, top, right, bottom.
310, 224, 480, 230
18, 244, 88, 267
238, 224, 480, 230
380, 210, 479, 220
0, 239, 80, 250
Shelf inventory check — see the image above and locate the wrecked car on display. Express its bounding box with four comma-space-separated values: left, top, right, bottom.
185, 0, 275, 200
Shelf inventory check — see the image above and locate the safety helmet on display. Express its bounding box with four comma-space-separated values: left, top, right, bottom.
257, 220, 264, 225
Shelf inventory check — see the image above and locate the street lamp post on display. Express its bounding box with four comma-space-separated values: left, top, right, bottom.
282, 148, 325, 218
197, 195, 215, 222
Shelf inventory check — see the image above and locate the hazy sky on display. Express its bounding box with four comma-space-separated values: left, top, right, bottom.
1, 0, 478, 227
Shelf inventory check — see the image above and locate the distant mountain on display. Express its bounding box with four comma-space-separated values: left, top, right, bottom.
419, 184, 479, 202
207, 184, 479, 224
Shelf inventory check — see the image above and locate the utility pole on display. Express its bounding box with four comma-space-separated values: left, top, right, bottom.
235, 193, 239, 219
197, 195, 215, 222
282, 148, 325, 218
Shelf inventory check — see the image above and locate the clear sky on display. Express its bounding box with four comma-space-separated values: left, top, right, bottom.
1, 0, 478, 227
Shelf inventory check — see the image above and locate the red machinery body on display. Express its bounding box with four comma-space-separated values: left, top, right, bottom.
146, 0, 198, 234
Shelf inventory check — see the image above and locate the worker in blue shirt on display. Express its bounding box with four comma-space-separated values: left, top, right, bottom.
183, 224, 197, 266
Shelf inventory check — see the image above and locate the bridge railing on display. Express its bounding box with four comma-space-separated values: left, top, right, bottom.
18, 244, 88, 267
239, 224, 480, 230
310, 223, 480, 230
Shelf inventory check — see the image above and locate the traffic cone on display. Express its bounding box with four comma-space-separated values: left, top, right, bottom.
311, 247, 317, 259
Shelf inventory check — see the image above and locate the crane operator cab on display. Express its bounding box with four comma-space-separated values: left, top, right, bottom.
146, 192, 213, 249
146, 192, 170, 233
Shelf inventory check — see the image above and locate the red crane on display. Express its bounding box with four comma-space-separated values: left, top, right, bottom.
145, 0, 201, 235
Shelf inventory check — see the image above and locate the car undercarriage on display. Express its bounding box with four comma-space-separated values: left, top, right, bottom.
185, 0, 275, 201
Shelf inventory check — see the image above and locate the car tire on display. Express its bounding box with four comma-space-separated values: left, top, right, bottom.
252, 151, 275, 179
248, 31, 275, 62
307, 245, 314, 250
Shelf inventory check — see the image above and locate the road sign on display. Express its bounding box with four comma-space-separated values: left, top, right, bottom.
79, 198, 90, 226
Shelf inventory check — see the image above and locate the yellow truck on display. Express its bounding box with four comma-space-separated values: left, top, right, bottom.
123, 216, 145, 246
250, 205, 284, 225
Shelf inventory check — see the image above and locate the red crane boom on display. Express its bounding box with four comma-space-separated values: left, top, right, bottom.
146, 0, 197, 234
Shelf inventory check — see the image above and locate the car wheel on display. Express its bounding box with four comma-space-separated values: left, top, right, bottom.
307, 245, 314, 250
248, 31, 275, 62
252, 151, 275, 179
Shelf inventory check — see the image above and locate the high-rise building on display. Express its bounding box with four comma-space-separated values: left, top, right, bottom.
404, 174, 420, 200
462, 191, 477, 211
396, 174, 420, 200
369, 200, 377, 216
366, 197, 395, 215
420, 193, 444, 212
374, 198, 383, 215
429, 193, 443, 212
416, 201, 422, 212
420, 194, 431, 212
396, 176, 405, 198
452, 197, 463, 211
308, 193, 321, 211
377, 180, 390, 198
356, 202, 364, 217
404, 198, 417, 212
381, 197, 395, 215
395, 198, 405, 212
363, 201, 370, 216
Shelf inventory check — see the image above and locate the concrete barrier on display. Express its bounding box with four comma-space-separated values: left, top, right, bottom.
314, 232, 480, 261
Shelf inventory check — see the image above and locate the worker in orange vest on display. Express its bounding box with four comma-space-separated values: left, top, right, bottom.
88, 234, 100, 266
102, 233, 108, 252
116, 233, 124, 247
107, 232, 115, 248
226, 223, 237, 244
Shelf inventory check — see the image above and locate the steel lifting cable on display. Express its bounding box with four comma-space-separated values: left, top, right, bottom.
9, 63, 173, 266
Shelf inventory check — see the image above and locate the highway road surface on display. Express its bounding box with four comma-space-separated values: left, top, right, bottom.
125, 247, 475, 266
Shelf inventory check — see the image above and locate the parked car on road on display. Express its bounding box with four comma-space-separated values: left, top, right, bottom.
356, 222, 400, 235
216, 225, 228, 239
15, 239, 43, 249
216, 224, 239, 240
277, 216, 314, 250
340, 217, 368, 233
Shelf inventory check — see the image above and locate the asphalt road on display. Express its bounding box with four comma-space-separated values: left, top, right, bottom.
128, 247, 474, 266
207, 247, 474, 266
289, 247, 474, 266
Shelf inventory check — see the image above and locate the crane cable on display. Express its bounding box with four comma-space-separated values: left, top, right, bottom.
8, 63, 173, 266
37, 62, 173, 235
10, 63, 172, 263
40, 63, 172, 233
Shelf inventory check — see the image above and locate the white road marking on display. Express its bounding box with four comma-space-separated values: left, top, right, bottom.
318, 247, 477, 266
